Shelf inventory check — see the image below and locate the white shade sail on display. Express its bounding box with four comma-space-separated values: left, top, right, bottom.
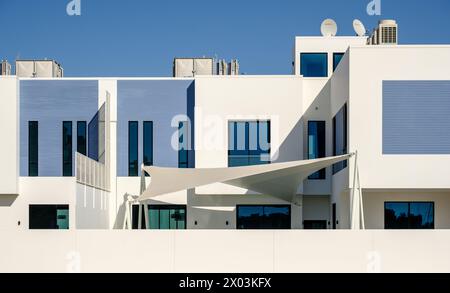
139, 154, 353, 202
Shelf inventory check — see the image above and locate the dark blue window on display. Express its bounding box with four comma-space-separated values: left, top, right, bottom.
308, 121, 326, 179
333, 53, 345, 71
77, 121, 87, 156
29, 205, 69, 230
333, 104, 348, 174
62, 121, 72, 177
228, 121, 270, 167
178, 121, 189, 168
128, 121, 138, 176
300, 53, 328, 77
143, 121, 153, 175
28, 121, 38, 177
88, 112, 99, 161
385, 202, 434, 229
237, 205, 290, 229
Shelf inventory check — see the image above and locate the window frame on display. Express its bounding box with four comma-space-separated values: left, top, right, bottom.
77, 121, 87, 156
333, 52, 345, 72
332, 104, 348, 174
28, 121, 39, 177
300, 52, 328, 77
384, 201, 435, 229
307, 120, 326, 180
178, 121, 189, 168
228, 120, 271, 167
62, 121, 73, 177
29, 204, 69, 230
143, 121, 154, 170
128, 121, 139, 177
236, 204, 291, 230
131, 204, 187, 230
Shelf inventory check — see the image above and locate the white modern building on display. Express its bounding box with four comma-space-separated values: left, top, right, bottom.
1, 19, 450, 272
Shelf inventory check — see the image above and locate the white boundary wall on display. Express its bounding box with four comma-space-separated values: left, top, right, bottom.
1, 230, 449, 273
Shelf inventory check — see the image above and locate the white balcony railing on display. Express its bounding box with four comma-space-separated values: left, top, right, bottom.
76, 152, 110, 192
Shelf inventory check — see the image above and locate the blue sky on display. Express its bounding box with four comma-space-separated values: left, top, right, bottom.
1, 0, 449, 76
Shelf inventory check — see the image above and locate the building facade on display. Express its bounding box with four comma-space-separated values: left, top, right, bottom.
1, 27, 450, 231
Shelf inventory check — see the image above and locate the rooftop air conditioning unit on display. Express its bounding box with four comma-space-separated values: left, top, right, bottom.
367, 20, 398, 45
0, 60, 12, 75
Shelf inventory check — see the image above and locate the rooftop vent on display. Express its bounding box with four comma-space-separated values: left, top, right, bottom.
0, 60, 12, 76
367, 20, 398, 45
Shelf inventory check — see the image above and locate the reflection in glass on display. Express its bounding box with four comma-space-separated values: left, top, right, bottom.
29, 205, 69, 229
28, 121, 39, 177
237, 205, 290, 229
228, 121, 270, 167
333, 53, 345, 71
332, 104, 348, 174
132, 205, 186, 230
385, 202, 434, 229
308, 121, 326, 179
300, 53, 328, 77
128, 121, 138, 176
63, 121, 73, 176
77, 121, 87, 156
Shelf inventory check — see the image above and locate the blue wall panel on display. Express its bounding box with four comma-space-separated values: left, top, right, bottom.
383, 80, 450, 154
117, 80, 195, 176
20, 80, 99, 176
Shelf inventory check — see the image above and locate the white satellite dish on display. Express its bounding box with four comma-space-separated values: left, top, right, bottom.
353, 19, 366, 36
320, 18, 338, 37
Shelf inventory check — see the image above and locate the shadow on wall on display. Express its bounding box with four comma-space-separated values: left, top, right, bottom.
113, 192, 189, 229
0, 195, 18, 207
273, 79, 332, 164
113, 193, 128, 229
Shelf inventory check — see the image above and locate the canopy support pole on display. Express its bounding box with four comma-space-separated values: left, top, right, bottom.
350, 151, 364, 230
144, 202, 149, 229
138, 203, 142, 229
122, 193, 133, 230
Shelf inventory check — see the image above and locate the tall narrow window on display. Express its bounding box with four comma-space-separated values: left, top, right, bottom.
143, 121, 153, 173
300, 53, 328, 77
333, 53, 345, 71
128, 121, 139, 176
308, 121, 326, 179
178, 121, 189, 168
333, 104, 348, 174
62, 121, 73, 176
28, 121, 38, 177
228, 121, 270, 167
77, 121, 87, 156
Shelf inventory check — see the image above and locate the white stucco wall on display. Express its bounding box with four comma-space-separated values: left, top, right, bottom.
363, 190, 450, 229
0, 178, 77, 230
302, 195, 330, 225
294, 36, 367, 76
189, 75, 305, 228
75, 183, 110, 229
349, 46, 450, 189
0, 77, 19, 195
2, 230, 450, 273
